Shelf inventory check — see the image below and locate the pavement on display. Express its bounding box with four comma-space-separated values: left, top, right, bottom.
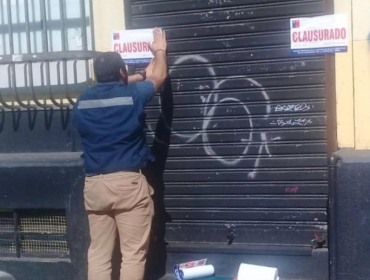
160, 276, 305, 280
160, 275, 233, 280
0, 272, 14, 280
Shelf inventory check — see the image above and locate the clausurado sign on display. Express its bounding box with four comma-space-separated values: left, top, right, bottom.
290, 14, 348, 55
112, 29, 154, 65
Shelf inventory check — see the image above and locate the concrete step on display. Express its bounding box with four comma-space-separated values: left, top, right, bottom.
159, 276, 231, 280
157, 274, 318, 280
146, 242, 328, 280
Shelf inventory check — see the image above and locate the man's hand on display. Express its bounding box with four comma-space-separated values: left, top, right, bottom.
149, 28, 167, 54
146, 27, 168, 93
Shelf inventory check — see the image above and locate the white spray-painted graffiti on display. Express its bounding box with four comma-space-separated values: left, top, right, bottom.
271, 118, 314, 127
274, 103, 313, 113
147, 55, 309, 179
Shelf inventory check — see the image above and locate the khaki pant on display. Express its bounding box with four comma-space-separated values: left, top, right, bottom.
84, 171, 154, 280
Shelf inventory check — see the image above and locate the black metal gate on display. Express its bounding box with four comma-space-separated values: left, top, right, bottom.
0, 0, 95, 111
127, 0, 328, 251
0, 1, 94, 279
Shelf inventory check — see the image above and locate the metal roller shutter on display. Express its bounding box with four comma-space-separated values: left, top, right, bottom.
126, 0, 328, 249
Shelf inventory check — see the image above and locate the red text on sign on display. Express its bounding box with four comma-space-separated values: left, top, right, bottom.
114, 42, 151, 54
292, 28, 346, 43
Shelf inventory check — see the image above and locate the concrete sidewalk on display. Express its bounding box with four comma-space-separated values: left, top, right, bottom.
160, 276, 232, 280
0, 272, 15, 280
159, 275, 315, 280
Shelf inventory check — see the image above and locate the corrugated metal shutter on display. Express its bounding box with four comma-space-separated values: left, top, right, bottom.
128, 0, 327, 248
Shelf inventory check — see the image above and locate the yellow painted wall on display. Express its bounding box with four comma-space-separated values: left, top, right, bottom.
334, 0, 354, 148
92, 0, 126, 52
352, 1, 370, 149
335, 0, 370, 149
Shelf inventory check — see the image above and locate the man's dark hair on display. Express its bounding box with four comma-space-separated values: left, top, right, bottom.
94, 52, 127, 83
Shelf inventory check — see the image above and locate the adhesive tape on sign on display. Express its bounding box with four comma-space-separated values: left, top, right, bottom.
237, 263, 279, 280
180, 265, 215, 279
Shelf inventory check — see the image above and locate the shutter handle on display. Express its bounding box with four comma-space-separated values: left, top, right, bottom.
227, 231, 236, 245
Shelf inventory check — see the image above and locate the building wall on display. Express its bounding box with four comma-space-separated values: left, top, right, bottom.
91, 0, 370, 150
335, 0, 370, 149
93, 0, 126, 52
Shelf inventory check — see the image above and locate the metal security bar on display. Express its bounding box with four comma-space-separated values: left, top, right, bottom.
19, 213, 67, 233
0, 210, 69, 258
0, 0, 96, 111
21, 234, 69, 255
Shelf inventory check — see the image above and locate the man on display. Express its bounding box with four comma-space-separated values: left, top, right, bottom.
73, 28, 167, 280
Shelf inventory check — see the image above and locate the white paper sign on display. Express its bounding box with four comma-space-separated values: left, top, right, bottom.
112, 29, 153, 65
290, 14, 348, 55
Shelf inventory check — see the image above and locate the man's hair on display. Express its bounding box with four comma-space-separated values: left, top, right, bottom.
94, 52, 127, 83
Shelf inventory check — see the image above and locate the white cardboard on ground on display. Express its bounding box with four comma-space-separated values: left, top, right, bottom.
238, 263, 279, 280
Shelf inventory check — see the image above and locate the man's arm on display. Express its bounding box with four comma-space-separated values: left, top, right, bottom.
127, 60, 154, 84
128, 72, 145, 84
146, 28, 168, 92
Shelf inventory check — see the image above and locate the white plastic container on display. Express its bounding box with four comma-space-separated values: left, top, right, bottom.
238, 263, 279, 280
181, 265, 215, 279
